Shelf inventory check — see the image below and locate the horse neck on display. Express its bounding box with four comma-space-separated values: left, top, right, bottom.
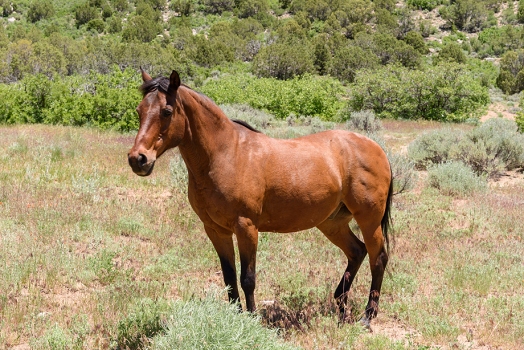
177, 86, 236, 175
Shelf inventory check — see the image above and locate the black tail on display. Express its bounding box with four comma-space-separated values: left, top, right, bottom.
381, 166, 394, 254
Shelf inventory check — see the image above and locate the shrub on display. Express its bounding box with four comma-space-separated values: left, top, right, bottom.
75, 2, 99, 27
389, 151, 418, 195
200, 73, 344, 120
86, 18, 105, 33
407, 128, 464, 170
409, 119, 524, 177
350, 63, 489, 121
440, 0, 488, 33
496, 50, 524, 94
407, 0, 441, 11
122, 15, 163, 42
252, 41, 314, 80
344, 109, 382, 133
426, 161, 487, 197
330, 45, 379, 83
435, 42, 467, 64
453, 118, 524, 176
151, 288, 298, 350
27, 0, 55, 23
203, 0, 235, 14
403, 31, 429, 55
516, 112, 524, 132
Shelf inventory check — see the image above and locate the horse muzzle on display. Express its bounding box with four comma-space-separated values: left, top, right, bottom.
128, 152, 156, 176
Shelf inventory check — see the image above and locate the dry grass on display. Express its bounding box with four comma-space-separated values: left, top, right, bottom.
0, 122, 523, 349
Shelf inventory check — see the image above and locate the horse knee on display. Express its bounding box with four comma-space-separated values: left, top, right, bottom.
240, 272, 256, 294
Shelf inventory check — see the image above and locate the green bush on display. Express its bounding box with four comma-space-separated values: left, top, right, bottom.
0, 67, 141, 131
435, 42, 467, 64
27, 0, 55, 23
200, 73, 345, 120
151, 288, 298, 350
516, 112, 524, 133
407, 0, 441, 11
440, 0, 488, 33
426, 161, 487, 197
122, 15, 163, 42
75, 2, 99, 27
330, 45, 379, 83
496, 50, 524, 94
350, 63, 489, 121
252, 40, 314, 80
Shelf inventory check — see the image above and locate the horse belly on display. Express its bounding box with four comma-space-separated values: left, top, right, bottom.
258, 185, 340, 233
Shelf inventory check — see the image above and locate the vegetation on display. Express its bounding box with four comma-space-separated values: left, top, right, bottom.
1, 0, 524, 348
4, 0, 522, 125
426, 161, 487, 197
1, 121, 522, 349
408, 118, 524, 177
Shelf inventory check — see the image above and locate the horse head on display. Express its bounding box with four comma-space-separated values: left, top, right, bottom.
128, 69, 186, 176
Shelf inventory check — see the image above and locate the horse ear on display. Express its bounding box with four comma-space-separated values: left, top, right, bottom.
169, 70, 181, 90
140, 67, 152, 82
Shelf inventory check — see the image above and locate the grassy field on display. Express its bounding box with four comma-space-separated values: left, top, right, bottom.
0, 121, 523, 349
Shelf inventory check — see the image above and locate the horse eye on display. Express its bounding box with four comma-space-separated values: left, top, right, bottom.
162, 109, 172, 118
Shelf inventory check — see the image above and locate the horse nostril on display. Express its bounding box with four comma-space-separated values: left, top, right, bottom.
137, 153, 147, 167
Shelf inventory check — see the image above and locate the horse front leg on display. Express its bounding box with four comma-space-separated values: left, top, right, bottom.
204, 225, 240, 305
234, 218, 259, 312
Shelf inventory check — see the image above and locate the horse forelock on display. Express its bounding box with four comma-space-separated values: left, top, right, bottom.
139, 76, 170, 96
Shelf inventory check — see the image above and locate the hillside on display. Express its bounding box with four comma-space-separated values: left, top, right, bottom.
1, 0, 524, 130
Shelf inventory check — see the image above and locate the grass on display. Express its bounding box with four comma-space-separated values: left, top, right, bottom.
0, 121, 523, 349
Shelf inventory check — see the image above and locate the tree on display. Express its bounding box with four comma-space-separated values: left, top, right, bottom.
75, 2, 99, 28
331, 45, 379, 83
441, 0, 488, 33
496, 50, 524, 94
252, 41, 314, 79
122, 15, 162, 42
27, 0, 55, 22
403, 31, 429, 54
435, 42, 467, 64
203, 0, 235, 14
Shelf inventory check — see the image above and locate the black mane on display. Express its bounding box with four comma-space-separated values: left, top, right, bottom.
232, 119, 261, 133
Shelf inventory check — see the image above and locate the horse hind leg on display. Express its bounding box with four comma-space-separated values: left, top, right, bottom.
353, 214, 389, 328
317, 214, 367, 322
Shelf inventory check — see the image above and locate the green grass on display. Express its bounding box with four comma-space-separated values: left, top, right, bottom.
0, 122, 523, 349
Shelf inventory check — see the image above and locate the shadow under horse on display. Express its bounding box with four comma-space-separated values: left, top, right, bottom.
128, 69, 393, 328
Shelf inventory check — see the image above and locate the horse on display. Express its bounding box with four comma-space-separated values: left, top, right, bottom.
128, 69, 393, 327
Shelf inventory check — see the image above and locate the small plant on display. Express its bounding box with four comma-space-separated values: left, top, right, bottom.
30, 324, 73, 350
345, 110, 383, 134
116, 298, 172, 350
151, 287, 298, 350
426, 161, 487, 197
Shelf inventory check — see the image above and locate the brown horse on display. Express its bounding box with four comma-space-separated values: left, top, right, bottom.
128, 69, 393, 327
